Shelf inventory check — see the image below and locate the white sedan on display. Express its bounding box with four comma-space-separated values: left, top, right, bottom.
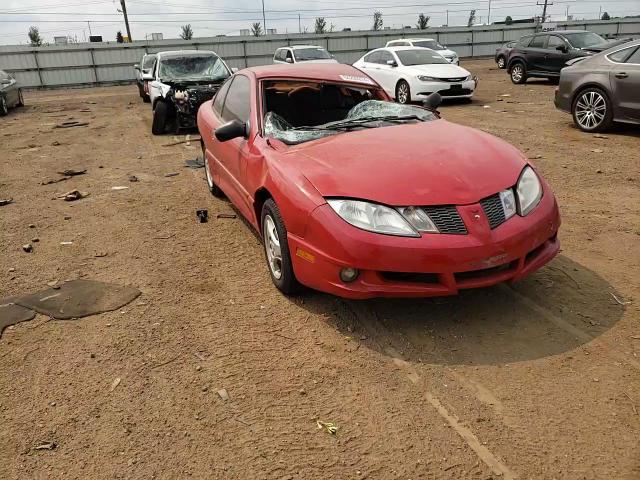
353, 47, 476, 104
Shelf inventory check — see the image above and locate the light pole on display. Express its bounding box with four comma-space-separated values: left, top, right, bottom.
488, 0, 492, 25
262, 0, 267, 34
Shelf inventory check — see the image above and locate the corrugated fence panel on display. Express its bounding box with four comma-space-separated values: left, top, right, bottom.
0, 19, 637, 88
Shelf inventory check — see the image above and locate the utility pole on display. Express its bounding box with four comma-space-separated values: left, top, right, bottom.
565, 5, 569, 20
446, 10, 449, 26
87, 20, 92, 36
298, 13, 301, 33
537, 0, 553, 25
120, 0, 132, 41
488, 0, 492, 25
598, 5, 602, 19
261, 0, 267, 34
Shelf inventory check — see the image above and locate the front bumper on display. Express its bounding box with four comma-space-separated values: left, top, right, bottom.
412, 78, 476, 100
288, 187, 560, 299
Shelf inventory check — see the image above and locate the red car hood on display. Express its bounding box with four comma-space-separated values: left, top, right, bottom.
286, 119, 528, 206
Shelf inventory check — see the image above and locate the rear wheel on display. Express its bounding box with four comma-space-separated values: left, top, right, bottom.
497, 56, 506, 69
152, 101, 168, 135
261, 199, 301, 295
17, 89, 24, 107
572, 87, 613, 133
510, 62, 527, 84
395, 80, 411, 104
0, 95, 7, 116
201, 140, 224, 197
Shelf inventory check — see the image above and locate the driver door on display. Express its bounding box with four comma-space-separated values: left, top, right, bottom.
374, 50, 400, 98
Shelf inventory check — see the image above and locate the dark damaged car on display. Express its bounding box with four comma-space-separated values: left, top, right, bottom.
146, 50, 233, 135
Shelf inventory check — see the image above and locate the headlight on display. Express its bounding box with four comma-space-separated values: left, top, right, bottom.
398, 206, 438, 233
327, 199, 419, 237
516, 166, 543, 215
417, 75, 438, 82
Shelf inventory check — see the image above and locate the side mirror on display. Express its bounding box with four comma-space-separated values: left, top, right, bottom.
215, 120, 247, 142
422, 92, 442, 111
556, 45, 568, 53
142, 72, 154, 81
285, 57, 293, 64
133, 64, 140, 71
386, 59, 398, 67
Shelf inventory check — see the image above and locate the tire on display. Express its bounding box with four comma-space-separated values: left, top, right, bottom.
497, 56, 506, 69
143, 94, 151, 103
0, 95, 7, 116
547, 77, 560, 85
395, 80, 411, 104
261, 199, 301, 295
571, 87, 613, 133
138, 83, 145, 99
510, 61, 527, 84
17, 89, 24, 107
201, 140, 224, 197
152, 101, 168, 135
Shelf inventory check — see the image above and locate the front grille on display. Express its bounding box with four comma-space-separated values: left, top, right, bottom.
438, 87, 473, 97
381, 272, 440, 284
480, 193, 507, 229
438, 77, 467, 82
422, 205, 467, 234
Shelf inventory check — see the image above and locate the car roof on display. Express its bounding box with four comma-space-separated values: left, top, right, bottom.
156, 50, 217, 59
241, 63, 378, 84
378, 46, 437, 52
276, 45, 326, 50
388, 38, 436, 42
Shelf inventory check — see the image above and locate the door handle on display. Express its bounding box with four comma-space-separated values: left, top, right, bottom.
615, 72, 628, 79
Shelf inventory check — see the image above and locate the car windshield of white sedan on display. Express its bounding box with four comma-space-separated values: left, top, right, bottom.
293, 48, 332, 61
412, 40, 445, 50
563, 32, 605, 48
159, 55, 230, 82
396, 49, 449, 66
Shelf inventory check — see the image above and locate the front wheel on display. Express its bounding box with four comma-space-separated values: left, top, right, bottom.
261, 199, 301, 295
0, 95, 8, 116
395, 80, 411, 104
510, 62, 527, 84
152, 101, 169, 135
497, 56, 506, 69
572, 88, 613, 133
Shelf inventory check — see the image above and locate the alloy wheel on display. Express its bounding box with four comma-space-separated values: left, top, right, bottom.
575, 91, 606, 130
511, 65, 523, 82
263, 215, 283, 280
397, 83, 409, 104
497, 57, 505, 68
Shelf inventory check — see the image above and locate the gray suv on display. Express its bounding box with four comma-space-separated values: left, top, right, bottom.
554, 39, 640, 132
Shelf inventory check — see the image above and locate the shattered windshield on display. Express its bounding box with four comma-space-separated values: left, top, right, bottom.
397, 49, 449, 66
413, 40, 445, 50
265, 100, 437, 145
159, 54, 230, 82
294, 48, 332, 61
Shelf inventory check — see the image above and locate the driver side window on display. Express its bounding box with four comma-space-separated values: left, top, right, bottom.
547, 36, 566, 50
377, 50, 395, 65
221, 74, 251, 124
212, 77, 233, 115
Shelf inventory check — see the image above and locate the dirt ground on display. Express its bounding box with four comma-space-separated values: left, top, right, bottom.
1, 59, 639, 479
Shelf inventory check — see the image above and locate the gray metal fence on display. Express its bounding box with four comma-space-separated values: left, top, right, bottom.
1, 18, 638, 89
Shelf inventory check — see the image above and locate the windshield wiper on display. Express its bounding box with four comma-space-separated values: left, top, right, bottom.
292, 115, 424, 131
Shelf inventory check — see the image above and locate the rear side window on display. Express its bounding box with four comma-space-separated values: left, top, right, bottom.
627, 47, 640, 64
518, 36, 533, 48
212, 77, 233, 115
609, 46, 639, 63
221, 74, 251, 123
364, 51, 380, 63
529, 35, 547, 48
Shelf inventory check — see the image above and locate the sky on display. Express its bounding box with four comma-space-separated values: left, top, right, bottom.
0, 0, 637, 45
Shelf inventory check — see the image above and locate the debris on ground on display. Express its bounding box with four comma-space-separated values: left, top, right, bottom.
51, 141, 61, 146
0, 198, 13, 206
22, 244, 33, 253
610, 292, 631, 306
54, 121, 89, 129
58, 190, 89, 201
111, 186, 129, 191
41, 177, 70, 185
196, 209, 208, 223
57, 169, 86, 177
162, 136, 201, 147
31, 238, 39, 243
217, 213, 237, 219
217, 389, 229, 401
185, 158, 205, 169
499, 94, 511, 97
128, 175, 139, 182
592, 149, 604, 153
110, 377, 122, 392
0, 300, 36, 337
94, 252, 108, 258
33, 441, 57, 451
60, 241, 73, 246
316, 420, 338, 435
164, 172, 180, 177
593, 134, 609, 139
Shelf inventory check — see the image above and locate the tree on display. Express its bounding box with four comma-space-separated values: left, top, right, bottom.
416, 13, 430, 29
467, 9, 476, 27
372, 11, 383, 31
314, 17, 327, 34
180, 24, 193, 40
505, 15, 513, 25
116, 31, 124, 43
250, 22, 263, 37
28, 26, 43, 47
601, 12, 611, 20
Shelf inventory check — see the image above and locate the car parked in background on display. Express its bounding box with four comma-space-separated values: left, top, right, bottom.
353, 47, 476, 104
133, 53, 157, 102
197, 64, 559, 298
555, 39, 640, 132
0, 69, 23, 116
495, 41, 516, 69
386, 38, 459, 65
507, 30, 608, 84
273, 45, 338, 64
145, 50, 232, 134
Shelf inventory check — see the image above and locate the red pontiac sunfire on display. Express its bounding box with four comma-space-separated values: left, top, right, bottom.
197, 64, 560, 299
